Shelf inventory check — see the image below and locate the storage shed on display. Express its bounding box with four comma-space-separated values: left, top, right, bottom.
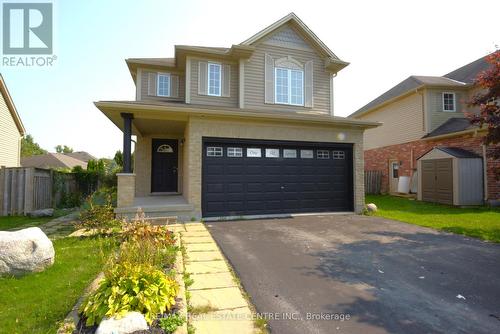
417, 147, 483, 206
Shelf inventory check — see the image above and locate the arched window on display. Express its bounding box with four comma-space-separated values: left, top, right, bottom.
274, 56, 304, 106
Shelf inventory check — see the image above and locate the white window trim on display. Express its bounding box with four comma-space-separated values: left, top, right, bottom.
207, 62, 222, 97
157, 73, 171, 97
442, 92, 456, 112
274, 67, 304, 106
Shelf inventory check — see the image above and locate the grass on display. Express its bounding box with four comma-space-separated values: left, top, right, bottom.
366, 195, 500, 242
0, 236, 115, 334
0, 209, 69, 231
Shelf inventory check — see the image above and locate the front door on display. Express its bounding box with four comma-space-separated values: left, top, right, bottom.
151, 139, 178, 193
389, 160, 399, 193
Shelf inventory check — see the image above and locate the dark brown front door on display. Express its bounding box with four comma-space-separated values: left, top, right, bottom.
421, 158, 453, 205
151, 139, 178, 193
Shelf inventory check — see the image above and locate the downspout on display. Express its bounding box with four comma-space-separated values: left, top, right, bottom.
482, 144, 488, 203
330, 73, 337, 116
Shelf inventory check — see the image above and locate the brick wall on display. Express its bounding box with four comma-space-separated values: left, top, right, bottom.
364, 132, 499, 200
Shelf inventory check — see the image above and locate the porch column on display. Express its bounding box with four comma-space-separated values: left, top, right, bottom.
121, 113, 133, 173
117, 113, 135, 208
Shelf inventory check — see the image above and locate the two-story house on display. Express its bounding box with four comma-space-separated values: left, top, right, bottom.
0, 74, 25, 168
96, 13, 379, 219
350, 53, 499, 205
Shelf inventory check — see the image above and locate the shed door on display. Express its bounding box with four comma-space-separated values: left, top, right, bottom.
421, 158, 453, 205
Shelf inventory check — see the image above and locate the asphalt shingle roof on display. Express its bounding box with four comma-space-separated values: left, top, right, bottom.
422, 118, 475, 138
350, 53, 493, 118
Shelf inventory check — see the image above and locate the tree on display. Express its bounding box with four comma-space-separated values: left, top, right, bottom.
467, 50, 500, 177
55, 145, 74, 153
21, 134, 47, 157
113, 150, 123, 167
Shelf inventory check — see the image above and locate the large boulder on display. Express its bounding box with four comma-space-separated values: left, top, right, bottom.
28, 208, 54, 218
0, 227, 55, 276
96, 312, 148, 334
366, 203, 378, 213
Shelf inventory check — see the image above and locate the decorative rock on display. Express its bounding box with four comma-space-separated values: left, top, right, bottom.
28, 208, 54, 218
96, 312, 148, 334
0, 227, 55, 276
366, 203, 378, 212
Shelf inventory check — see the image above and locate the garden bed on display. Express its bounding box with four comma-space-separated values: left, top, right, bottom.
58, 217, 187, 334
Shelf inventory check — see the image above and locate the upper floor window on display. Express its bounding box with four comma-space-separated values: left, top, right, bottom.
442, 92, 455, 112
157, 73, 170, 97
275, 67, 304, 106
208, 63, 221, 96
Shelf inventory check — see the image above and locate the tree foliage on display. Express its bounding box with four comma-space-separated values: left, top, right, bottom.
55, 145, 74, 153
113, 150, 123, 167
467, 50, 500, 159
21, 134, 47, 157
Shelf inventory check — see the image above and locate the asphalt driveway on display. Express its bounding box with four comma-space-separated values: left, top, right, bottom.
207, 215, 500, 334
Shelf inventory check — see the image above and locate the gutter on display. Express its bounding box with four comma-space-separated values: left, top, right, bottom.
420, 128, 485, 141
95, 101, 381, 129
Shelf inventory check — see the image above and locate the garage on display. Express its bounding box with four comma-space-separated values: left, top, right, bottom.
417, 147, 484, 206
202, 138, 354, 217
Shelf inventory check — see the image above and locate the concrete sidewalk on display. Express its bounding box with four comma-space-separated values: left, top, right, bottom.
179, 222, 259, 334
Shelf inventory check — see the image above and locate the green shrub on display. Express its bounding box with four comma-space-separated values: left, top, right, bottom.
158, 313, 186, 334
79, 263, 179, 325
122, 219, 176, 248
113, 239, 177, 271
76, 194, 121, 232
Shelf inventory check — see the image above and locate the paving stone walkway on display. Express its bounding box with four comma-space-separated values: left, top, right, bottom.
177, 222, 258, 334
40, 211, 79, 238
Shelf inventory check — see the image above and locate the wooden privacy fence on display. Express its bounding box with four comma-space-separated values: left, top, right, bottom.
0, 167, 80, 216
0, 167, 52, 216
365, 170, 382, 194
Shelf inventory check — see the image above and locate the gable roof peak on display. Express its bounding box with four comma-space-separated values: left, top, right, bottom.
240, 12, 341, 61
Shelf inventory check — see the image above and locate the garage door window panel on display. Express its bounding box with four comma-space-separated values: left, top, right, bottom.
207, 147, 223, 157
300, 150, 314, 159
247, 148, 262, 157
265, 148, 280, 158
227, 147, 243, 157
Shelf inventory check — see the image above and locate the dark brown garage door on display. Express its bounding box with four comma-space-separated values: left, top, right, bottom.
421, 158, 453, 205
202, 138, 354, 217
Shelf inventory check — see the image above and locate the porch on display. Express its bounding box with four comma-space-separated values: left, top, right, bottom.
114, 194, 196, 220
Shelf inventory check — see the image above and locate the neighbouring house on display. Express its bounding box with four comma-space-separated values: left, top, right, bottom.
96, 13, 379, 219
0, 74, 25, 167
350, 54, 499, 205
65, 151, 96, 163
21, 153, 89, 170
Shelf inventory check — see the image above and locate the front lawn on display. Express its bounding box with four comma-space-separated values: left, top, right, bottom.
0, 209, 68, 231
366, 195, 500, 242
0, 236, 115, 334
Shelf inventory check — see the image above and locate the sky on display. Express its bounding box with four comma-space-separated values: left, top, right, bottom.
1, 0, 499, 158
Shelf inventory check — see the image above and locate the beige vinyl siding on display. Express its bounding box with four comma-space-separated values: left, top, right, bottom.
359, 92, 425, 150
189, 59, 238, 107
0, 94, 21, 167
244, 43, 331, 114
426, 88, 467, 131
140, 69, 185, 102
